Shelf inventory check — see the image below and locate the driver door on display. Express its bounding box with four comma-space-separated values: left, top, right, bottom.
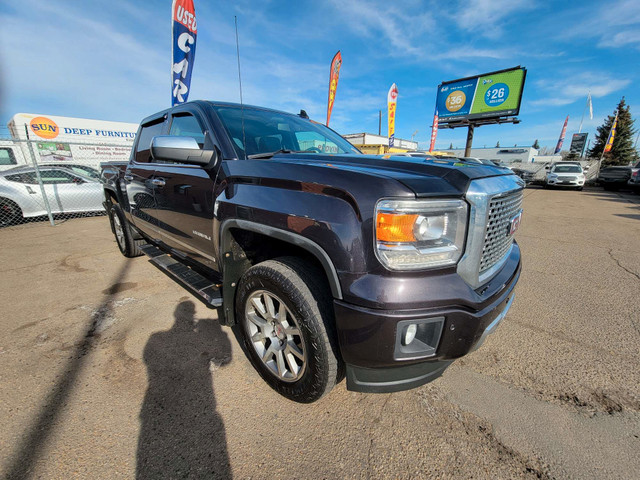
152, 111, 220, 271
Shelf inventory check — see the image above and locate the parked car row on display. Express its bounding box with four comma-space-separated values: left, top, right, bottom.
597, 161, 640, 191
0, 165, 105, 226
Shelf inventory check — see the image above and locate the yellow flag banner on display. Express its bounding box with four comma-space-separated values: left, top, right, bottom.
326, 51, 342, 126
604, 111, 618, 153
387, 83, 398, 147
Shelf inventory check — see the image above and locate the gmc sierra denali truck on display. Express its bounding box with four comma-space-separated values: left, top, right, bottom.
101, 100, 523, 403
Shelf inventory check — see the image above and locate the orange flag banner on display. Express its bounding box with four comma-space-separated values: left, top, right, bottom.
326, 51, 342, 126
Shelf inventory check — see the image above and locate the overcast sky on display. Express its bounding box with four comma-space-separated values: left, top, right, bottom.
1, 0, 638, 150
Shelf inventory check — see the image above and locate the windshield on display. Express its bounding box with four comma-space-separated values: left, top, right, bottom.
213, 105, 361, 158
552, 165, 582, 173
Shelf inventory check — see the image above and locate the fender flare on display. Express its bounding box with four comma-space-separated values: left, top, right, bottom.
219, 219, 343, 324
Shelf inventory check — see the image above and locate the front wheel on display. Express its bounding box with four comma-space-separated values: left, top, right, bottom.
109, 204, 145, 257
235, 257, 343, 403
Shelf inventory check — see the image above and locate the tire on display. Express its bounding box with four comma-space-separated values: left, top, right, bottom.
109, 204, 145, 257
0, 198, 23, 227
235, 257, 343, 403
577, 187, 583, 191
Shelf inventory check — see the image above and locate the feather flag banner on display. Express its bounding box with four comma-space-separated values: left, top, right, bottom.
172, 0, 197, 105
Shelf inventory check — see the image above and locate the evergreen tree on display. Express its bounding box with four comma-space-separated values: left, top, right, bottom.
532, 139, 540, 149
496, 141, 500, 148
449, 142, 453, 149
589, 97, 638, 165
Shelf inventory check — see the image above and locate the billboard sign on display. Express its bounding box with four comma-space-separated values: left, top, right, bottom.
436, 67, 526, 124
569, 133, 588, 156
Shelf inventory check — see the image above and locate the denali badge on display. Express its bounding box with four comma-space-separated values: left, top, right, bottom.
193, 230, 212, 241
508, 210, 523, 236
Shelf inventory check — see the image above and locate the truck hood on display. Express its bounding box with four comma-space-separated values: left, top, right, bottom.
268, 153, 516, 197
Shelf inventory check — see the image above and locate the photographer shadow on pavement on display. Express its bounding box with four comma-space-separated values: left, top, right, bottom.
137, 300, 232, 479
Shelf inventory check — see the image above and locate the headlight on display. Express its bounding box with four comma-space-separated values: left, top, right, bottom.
548, 174, 557, 179
375, 199, 468, 270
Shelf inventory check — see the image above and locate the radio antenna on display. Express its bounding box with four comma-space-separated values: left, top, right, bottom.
235, 16, 247, 159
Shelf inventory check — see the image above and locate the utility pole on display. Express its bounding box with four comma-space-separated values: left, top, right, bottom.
378, 110, 381, 136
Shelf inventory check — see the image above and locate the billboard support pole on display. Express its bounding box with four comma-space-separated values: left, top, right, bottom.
464, 124, 474, 157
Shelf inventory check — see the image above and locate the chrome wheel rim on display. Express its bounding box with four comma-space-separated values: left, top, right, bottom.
244, 290, 307, 382
112, 212, 125, 250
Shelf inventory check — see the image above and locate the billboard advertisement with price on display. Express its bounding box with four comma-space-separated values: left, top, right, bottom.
435, 67, 526, 124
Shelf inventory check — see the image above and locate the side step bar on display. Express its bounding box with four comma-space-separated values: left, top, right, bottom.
139, 244, 223, 308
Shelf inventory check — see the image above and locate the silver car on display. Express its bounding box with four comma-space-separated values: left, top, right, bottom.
0, 166, 105, 226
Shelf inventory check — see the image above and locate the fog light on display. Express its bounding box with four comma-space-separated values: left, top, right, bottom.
403, 324, 417, 345
394, 317, 445, 360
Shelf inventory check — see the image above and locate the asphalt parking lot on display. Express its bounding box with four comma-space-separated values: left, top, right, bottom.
1, 186, 639, 479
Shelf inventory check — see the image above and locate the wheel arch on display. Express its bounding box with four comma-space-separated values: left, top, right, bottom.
219, 219, 343, 325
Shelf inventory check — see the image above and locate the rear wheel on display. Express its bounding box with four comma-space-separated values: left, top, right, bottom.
0, 198, 23, 227
109, 204, 145, 257
235, 257, 343, 403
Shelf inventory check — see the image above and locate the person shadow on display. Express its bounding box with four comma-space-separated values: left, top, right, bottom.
136, 300, 232, 479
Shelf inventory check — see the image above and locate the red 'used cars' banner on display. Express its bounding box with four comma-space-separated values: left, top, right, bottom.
326, 51, 342, 126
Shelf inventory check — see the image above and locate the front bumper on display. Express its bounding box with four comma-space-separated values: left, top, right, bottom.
547, 177, 585, 187
335, 253, 521, 393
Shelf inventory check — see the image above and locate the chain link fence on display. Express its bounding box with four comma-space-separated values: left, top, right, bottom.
0, 136, 132, 227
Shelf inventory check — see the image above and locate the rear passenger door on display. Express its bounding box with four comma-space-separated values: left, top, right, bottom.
152, 111, 219, 271
125, 117, 166, 233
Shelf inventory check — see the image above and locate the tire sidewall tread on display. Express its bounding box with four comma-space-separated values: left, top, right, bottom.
235, 257, 341, 403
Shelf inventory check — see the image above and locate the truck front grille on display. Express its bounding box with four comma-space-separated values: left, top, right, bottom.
479, 189, 523, 274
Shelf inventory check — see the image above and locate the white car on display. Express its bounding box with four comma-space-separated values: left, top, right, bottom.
0, 166, 105, 226
545, 163, 585, 190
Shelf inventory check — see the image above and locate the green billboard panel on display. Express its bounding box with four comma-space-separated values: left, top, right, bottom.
436, 66, 526, 124
469, 68, 526, 119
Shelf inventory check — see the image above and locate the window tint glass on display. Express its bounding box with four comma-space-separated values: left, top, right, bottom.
0, 148, 17, 166
39, 169, 78, 184
5, 173, 34, 183
135, 120, 165, 163
66, 165, 99, 179
170, 114, 205, 146
214, 106, 361, 158
295, 131, 340, 153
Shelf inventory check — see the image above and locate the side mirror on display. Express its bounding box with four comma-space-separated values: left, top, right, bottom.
150, 136, 218, 167
545, 166, 550, 170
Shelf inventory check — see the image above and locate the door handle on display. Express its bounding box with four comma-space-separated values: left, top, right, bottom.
123, 174, 134, 182
151, 178, 166, 186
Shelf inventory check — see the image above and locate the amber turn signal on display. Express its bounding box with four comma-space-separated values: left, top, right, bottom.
376, 213, 418, 242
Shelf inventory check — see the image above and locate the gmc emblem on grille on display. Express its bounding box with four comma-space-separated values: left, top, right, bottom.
508, 210, 523, 236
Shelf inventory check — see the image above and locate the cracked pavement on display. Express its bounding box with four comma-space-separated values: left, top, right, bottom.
0, 186, 638, 479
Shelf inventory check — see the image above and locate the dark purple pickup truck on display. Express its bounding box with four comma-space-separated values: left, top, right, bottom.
101, 101, 523, 403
